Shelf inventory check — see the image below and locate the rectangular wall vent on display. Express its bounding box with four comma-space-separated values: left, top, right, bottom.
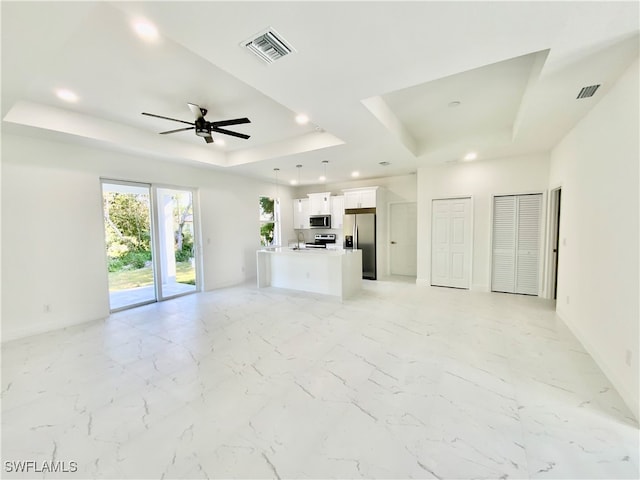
576, 84, 600, 99
244, 28, 295, 64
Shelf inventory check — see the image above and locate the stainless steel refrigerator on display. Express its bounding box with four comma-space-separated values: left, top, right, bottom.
343, 208, 376, 280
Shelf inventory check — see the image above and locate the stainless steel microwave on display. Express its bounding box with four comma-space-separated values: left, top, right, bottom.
309, 215, 331, 228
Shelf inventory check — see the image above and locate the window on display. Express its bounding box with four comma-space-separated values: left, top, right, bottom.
259, 196, 280, 246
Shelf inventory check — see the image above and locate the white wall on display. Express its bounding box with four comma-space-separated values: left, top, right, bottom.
294, 174, 418, 278
549, 59, 639, 419
1, 132, 294, 341
2, 160, 110, 341
416, 153, 550, 290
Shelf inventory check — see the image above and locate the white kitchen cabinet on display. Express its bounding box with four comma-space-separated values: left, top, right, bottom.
331, 195, 344, 229
293, 198, 310, 229
343, 191, 359, 209
343, 187, 378, 209
307, 192, 332, 215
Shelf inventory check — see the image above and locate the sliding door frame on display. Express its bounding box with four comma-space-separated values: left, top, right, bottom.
101, 178, 201, 311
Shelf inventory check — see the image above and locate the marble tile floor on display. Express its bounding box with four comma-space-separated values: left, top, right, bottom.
2, 279, 638, 479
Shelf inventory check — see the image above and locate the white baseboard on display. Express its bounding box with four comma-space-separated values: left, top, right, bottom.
2, 315, 107, 343
416, 279, 488, 291
556, 308, 639, 422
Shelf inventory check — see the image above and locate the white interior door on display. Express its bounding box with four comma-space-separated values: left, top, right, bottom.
431, 198, 472, 289
492, 194, 542, 295
390, 202, 417, 276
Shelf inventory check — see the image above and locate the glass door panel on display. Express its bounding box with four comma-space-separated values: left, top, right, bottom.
102, 181, 156, 310
155, 187, 197, 299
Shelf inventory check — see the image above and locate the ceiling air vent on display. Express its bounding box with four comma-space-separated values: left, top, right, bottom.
244, 28, 295, 64
576, 84, 600, 99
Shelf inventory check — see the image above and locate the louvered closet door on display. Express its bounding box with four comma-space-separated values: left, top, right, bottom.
515, 194, 542, 295
491, 194, 542, 295
491, 196, 517, 293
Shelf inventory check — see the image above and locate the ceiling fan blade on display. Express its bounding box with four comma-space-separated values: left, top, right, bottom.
142, 112, 193, 126
211, 126, 250, 139
204, 135, 214, 144
188, 103, 205, 120
210, 117, 251, 127
159, 127, 195, 135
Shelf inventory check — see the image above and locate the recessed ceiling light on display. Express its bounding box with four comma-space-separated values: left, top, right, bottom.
133, 20, 159, 42
290, 179, 297, 185
351, 171, 360, 178
55, 89, 78, 103
448, 101, 461, 108
379, 161, 390, 166
216, 138, 226, 147
295, 114, 309, 125
463, 152, 477, 161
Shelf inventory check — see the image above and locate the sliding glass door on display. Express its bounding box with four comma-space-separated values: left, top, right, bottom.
102, 180, 199, 311
155, 187, 197, 299
102, 181, 156, 310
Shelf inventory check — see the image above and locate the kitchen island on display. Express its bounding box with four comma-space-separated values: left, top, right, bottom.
256, 248, 362, 299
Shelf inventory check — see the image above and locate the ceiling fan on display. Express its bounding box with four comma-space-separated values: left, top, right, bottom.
142, 103, 251, 144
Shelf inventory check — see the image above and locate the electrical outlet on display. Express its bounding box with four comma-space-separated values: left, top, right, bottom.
625, 350, 632, 367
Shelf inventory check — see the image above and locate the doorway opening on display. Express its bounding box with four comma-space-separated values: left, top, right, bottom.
549, 187, 562, 300
102, 181, 199, 311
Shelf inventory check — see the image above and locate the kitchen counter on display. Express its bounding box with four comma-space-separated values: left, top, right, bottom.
256, 247, 362, 299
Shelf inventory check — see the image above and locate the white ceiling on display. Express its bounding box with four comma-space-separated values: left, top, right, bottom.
2, 1, 638, 186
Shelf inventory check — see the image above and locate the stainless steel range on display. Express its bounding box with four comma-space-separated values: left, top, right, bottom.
305, 233, 336, 249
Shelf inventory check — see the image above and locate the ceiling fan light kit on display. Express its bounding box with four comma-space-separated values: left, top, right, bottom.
142, 102, 251, 144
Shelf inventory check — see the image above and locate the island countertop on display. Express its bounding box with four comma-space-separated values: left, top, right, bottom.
256, 247, 362, 299
258, 247, 357, 256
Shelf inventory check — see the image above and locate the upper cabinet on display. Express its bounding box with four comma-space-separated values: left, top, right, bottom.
343, 187, 378, 209
293, 189, 376, 230
307, 192, 332, 215
293, 198, 310, 229
330, 195, 344, 229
